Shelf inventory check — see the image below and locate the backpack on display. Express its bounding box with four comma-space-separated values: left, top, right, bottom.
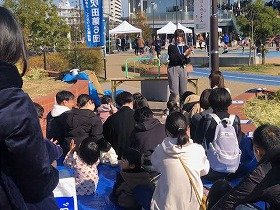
204, 114, 241, 173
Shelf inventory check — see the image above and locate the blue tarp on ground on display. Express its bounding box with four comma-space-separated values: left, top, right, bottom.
58, 165, 123, 210
62, 72, 101, 106
62, 72, 124, 107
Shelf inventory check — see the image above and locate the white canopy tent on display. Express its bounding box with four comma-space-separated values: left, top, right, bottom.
157, 21, 192, 34
109, 21, 142, 35
177, 23, 192, 34
157, 21, 176, 34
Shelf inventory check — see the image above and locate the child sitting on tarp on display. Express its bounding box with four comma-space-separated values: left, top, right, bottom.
110, 148, 152, 209
64, 137, 99, 195
97, 95, 118, 124
97, 138, 118, 166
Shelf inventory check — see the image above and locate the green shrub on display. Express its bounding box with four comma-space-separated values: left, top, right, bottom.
64, 44, 104, 75
24, 68, 48, 80
28, 55, 44, 70
245, 90, 280, 127
46, 53, 70, 72
28, 53, 70, 72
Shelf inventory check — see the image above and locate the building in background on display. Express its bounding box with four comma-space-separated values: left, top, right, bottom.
124, 0, 245, 31
57, 0, 81, 26
104, 0, 123, 28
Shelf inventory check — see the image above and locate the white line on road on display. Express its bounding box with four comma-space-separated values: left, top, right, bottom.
193, 71, 280, 84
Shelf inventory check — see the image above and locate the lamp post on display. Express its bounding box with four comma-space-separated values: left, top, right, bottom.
210, 0, 219, 72
151, 1, 156, 37
180, 9, 183, 23
175, 0, 178, 28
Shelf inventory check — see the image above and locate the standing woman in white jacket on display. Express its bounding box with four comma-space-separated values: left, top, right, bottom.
151, 112, 210, 210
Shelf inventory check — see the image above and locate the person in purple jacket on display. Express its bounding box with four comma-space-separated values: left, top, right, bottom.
0, 6, 59, 210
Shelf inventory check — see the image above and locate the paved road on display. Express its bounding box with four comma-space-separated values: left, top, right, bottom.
190, 68, 280, 86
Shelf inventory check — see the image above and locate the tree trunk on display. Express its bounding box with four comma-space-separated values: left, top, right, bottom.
261, 44, 265, 65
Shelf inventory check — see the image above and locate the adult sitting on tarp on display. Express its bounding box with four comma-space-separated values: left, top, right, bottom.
62, 69, 101, 106
46, 90, 75, 157
103, 91, 135, 158
130, 107, 166, 155
64, 94, 103, 152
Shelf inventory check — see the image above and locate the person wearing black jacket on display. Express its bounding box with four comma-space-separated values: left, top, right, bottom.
130, 107, 166, 154
211, 124, 280, 210
46, 90, 75, 155
190, 89, 212, 140
103, 91, 135, 158
0, 7, 58, 209
64, 94, 103, 153
167, 29, 192, 102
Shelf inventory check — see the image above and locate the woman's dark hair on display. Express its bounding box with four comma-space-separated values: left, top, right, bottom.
0, 7, 28, 76
101, 95, 112, 105
33, 102, 44, 119
165, 112, 189, 148
209, 88, 232, 112
133, 96, 149, 109
122, 148, 142, 170
56, 90, 75, 105
253, 124, 280, 154
79, 137, 99, 165
174, 29, 186, 43
77, 94, 91, 108
115, 91, 133, 107
167, 100, 181, 114
134, 107, 153, 122
96, 138, 111, 153
200, 89, 212, 110
207, 179, 232, 210
209, 71, 225, 88
133, 92, 149, 109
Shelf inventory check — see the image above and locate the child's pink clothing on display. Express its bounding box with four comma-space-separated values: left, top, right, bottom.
64, 151, 99, 195
97, 104, 118, 123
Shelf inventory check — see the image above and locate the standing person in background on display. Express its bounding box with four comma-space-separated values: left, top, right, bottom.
0, 6, 59, 209
167, 29, 193, 103
116, 37, 121, 52
187, 33, 193, 47
198, 34, 204, 50
121, 36, 126, 51
134, 36, 139, 55
223, 33, 229, 53
137, 35, 145, 55
154, 36, 162, 58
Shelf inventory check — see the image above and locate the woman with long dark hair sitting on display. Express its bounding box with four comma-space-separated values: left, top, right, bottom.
150, 112, 209, 209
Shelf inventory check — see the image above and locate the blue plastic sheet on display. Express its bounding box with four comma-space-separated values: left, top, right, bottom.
62, 72, 101, 106
62, 72, 90, 82
77, 165, 123, 210
58, 165, 123, 210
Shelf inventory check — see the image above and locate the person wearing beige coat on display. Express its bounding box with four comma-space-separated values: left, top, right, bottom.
150, 112, 210, 210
